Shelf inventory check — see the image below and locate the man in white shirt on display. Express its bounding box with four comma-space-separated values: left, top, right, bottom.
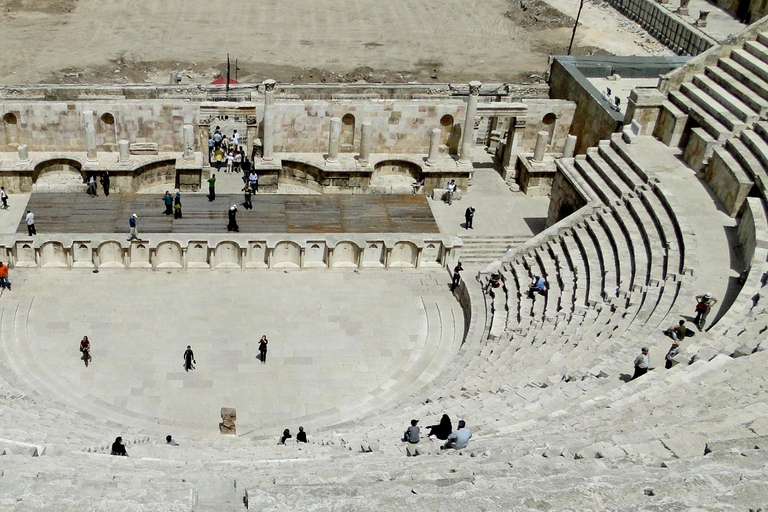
25, 210, 36, 236
631, 347, 650, 380
445, 179, 457, 205
232, 130, 239, 146
1, 187, 8, 210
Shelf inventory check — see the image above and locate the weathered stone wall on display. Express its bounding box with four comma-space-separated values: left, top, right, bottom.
737, 197, 760, 269
547, 167, 588, 228
705, 148, 754, 217
519, 100, 576, 154
0, 101, 197, 152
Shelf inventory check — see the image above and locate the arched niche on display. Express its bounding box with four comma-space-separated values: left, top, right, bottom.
156, 241, 183, 268
40, 242, 67, 268
273, 241, 301, 268
32, 159, 85, 193
246, 241, 268, 269
215, 241, 241, 269
332, 241, 359, 268
362, 242, 385, 268
389, 241, 417, 268
98, 241, 124, 268
341, 113, 355, 150
187, 242, 209, 268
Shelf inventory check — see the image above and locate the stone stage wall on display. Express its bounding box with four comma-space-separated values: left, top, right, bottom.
1, 234, 462, 271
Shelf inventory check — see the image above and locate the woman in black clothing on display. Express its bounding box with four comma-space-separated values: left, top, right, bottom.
426, 414, 452, 440
111, 436, 128, 456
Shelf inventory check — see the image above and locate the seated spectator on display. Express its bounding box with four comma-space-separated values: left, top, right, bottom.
166, 435, 179, 446
441, 420, 471, 450
402, 419, 420, 444
426, 414, 452, 440
412, 176, 425, 194
665, 319, 688, 341
111, 436, 128, 456
665, 342, 680, 369
279, 428, 292, 444
528, 275, 547, 298
296, 426, 307, 443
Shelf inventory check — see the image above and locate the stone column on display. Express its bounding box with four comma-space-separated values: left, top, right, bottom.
326, 117, 342, 164
679, 0, 690, 15
182, 124, 195, 160
17, 144, 30, 164
563, 135, 577, 158
426, 128, 441, 166
358, 121, 372, 165
696, 10, 710, 27
533, 131, 548, 163
458, 81, 482, 165
83, 110, 99, 163
118, 140, 132, 163
262, 79, 277, 162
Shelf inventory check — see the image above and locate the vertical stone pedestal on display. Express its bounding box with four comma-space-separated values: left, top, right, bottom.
358, 122, 371, 166
533, 131, 548, 163
17, 144, 30, 164
426, 128, 441, 166
458, 81, 481, 165
326, 117, 341, 165
182, 125, 195, 160
563, 135, 577, 158
118, 140, 132, 164
83, 110, 99, 163
262, 79, 277, 163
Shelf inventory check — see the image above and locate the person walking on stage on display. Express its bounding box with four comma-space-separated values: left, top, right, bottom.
174, 191, 182, 219
128, 213, 138, 241
0, 261, 11, 291
242, 184, 253, 210
208, 174, 216, 202
25, 210, 36, 236
100, 172, 110, 196
464, 206, 475, 229
183, 345, 196, 372
258, 335, 268, 364
162, 191, 173, 215
227, 205, 240, 232
1, 187, 9, 210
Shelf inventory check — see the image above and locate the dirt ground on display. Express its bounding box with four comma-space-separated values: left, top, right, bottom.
0, 0, 671, 85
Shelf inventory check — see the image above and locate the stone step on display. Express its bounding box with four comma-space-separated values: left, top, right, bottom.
572, 155, 617, 205
691, 73, 758, 124
731, 48, 768, 86
717, 57, 768, 105
679, 82, 745, 134
668, 90, 731, 142
744, 39, 768, 66
726, 136, 768, 192
705, 65, 768, 117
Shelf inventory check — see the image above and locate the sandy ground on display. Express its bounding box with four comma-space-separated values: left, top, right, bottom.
0, 0, 674, 85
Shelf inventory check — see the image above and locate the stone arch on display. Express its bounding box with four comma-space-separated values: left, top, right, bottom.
214, 241, 241, 269
341, 114, 355, 149
542, 112, 557, 144
32, 158, 86, 193
332, 241, 359, 268
98, 241, 124, 268
100, 112, 117, 148
280, 160, 325, 193
390, 241, 418, 268
273, 241, 301, 268
440, 114, 454, 145
156, 241, 183, 268
3, 112, 18, 147
133, 159, 177, 192
40, 242, 67, 268
372, 160, 421, 180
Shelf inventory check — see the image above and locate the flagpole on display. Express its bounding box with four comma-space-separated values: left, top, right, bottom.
226, 53, 230, 97
235, 59, 238, 82
567, 0, 586, 56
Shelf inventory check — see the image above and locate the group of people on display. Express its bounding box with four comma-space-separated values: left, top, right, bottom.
209, 128, 249, 174
162, 191, 183, 218
401, 414, 472, 450
632, 292, 719, 380
279, 426, 308, 444
86, 172, 111, 197
111, 434, 179, 456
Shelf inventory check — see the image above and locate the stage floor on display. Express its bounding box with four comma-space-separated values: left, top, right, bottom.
17, 193, 440, 234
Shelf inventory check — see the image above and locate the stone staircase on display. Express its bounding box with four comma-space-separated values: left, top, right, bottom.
456, 235, 529, 266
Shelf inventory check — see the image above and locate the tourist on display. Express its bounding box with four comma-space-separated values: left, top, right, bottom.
226, 150, 234, 174
213, 148, 225, 171
445, 179, 457, 204
166, 435, 179, 446
465, 206, 475, 229
258, 335, 268, 364
111, 437, 128, 456
241, 156, 251, 183
87, 175, 98, 196
528, 275, 547, 299
101, 172, 110, 196
694, 293, 717, 330
441, 420, 471, 450
213, 127, 222, 148
426, 414, 452, 440
665, 342, 680, 369
450, 262, 463, 292
208, 136, 214, 162
227, 205, 239, 232
232, 130, 240, 147
208, 173, 216, 202
666, 319, 688, 341
162, 191, 173, 215
174, 191, 182, 219
183, 345, 195, 372
279, 429, 292, 444
0, 261, 10, 291
631, 347, 650, 380
402, 419, 420, 444
127, 213, 138, 241
233, 150, 242, 174
242, 184, 253, 210
296, 426, 307, 443
1, 186, 9, 209
25, 210, 36, 236
412, 176, 425, 194
249, 171, 259, 194
79, 336, 92, 365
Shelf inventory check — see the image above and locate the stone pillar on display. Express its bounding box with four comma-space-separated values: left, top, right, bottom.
326, 117, 342, 164
358, 121, 372, 165
533, 131, 548, 163
262, 79, 277, 162
17, 144, 30, 164
83, 110, 98, 163
426, 128, 441, 166
678, 0, 690, 15
563, 135, 577, 158
118, 140, 131, 163
696, 10, 709, 27
182, 124, 195, 160
458, 81, 482, 165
